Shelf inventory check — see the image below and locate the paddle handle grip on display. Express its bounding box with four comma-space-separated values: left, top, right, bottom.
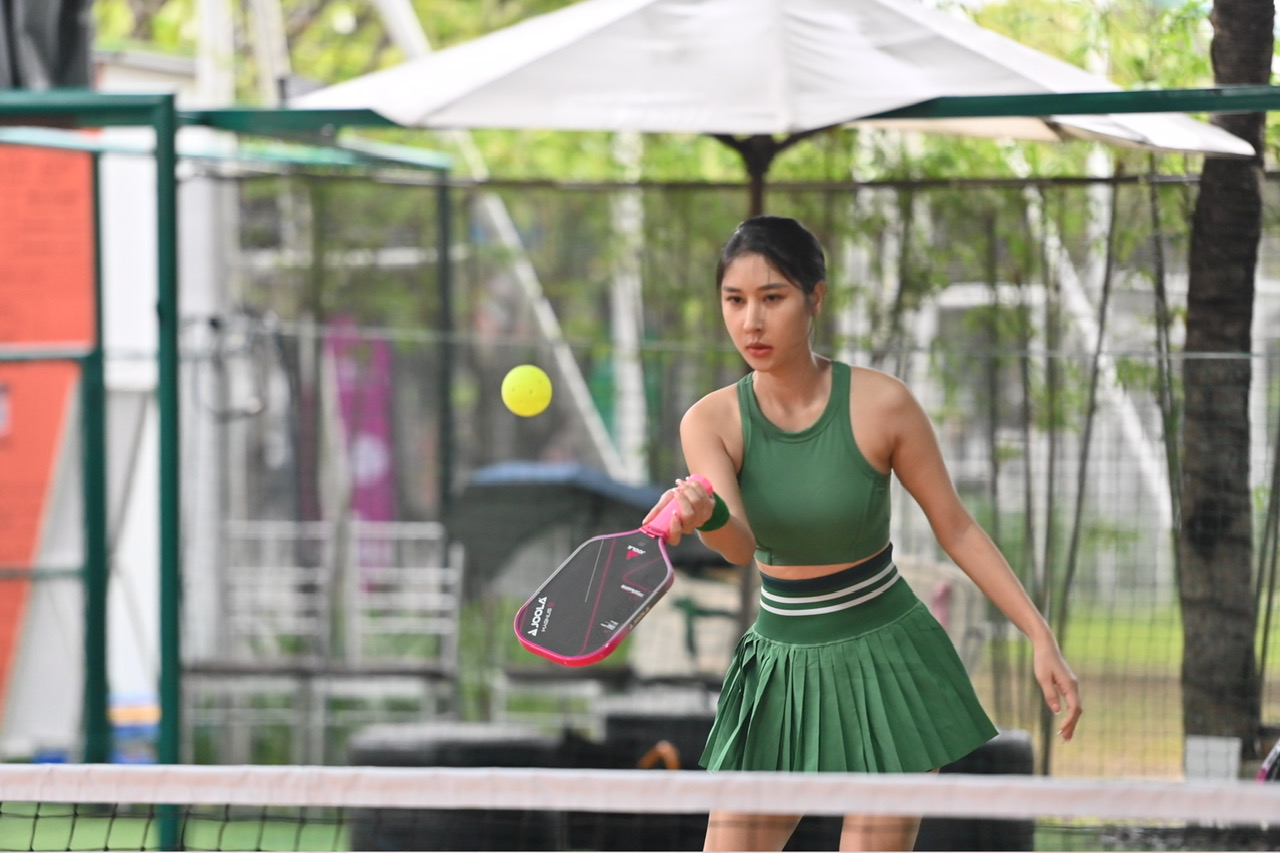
642, 474, 714, 539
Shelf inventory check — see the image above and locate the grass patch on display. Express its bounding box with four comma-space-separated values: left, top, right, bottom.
1059, 604, 1183, 677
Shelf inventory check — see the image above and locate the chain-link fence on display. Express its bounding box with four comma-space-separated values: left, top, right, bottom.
173, 167, 1280, 776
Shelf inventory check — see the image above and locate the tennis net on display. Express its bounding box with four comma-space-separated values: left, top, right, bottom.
1, 763, 1278, 851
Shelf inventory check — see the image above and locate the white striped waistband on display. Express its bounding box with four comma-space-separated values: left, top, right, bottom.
758, 562, 900, 616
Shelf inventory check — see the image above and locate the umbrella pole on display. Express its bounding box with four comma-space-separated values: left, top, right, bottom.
712, 134, 775, 217
712, 130, 833, 218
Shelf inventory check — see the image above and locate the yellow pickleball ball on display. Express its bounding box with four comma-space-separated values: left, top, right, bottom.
501, 364, 552, 417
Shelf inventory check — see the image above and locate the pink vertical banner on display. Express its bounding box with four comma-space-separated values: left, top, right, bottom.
327, 316, 397, 554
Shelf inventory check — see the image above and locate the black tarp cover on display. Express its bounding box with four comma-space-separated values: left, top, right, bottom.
447, 461, 723, 598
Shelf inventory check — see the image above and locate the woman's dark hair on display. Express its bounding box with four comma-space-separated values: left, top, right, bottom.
715, 215, 826, 298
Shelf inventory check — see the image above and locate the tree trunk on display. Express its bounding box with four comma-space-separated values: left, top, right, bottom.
1180, 0, 1272, 757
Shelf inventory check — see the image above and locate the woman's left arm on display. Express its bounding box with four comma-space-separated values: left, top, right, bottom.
885, 378, 1083, 742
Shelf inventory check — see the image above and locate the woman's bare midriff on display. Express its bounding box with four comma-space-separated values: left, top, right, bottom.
757, 541, 892, 582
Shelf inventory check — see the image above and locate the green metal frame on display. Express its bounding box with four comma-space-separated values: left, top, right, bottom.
0, 79, 1276, 790
0, 92, 452, 799
0, 92, 178, 776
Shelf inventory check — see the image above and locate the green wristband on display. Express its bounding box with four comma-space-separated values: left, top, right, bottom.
697, 493, 730, 532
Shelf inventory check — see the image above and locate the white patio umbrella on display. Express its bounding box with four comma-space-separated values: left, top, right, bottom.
297, 0, 1252, 215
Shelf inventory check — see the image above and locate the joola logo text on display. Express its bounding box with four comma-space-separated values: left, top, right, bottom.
621, 584, 644, 598
625, 545, 646, 560
526, 596, 550, 636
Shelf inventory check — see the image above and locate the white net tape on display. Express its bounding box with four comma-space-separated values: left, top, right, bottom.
2, 764, 1278, 825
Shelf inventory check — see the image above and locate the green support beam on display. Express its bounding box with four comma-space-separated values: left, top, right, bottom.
0, 122, 452, 171
150, 95, 181, 769
81, 152, 110, 766
149, 95, 183, 852
179, 106, 396, 134
867, 84, 1280, 121
0, 90, 174, 126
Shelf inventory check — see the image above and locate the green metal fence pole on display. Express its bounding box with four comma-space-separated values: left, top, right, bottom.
152, 91, 183, 850
80, 151, 111, 765
152, 92, 182, 852
153, 95, 181, 760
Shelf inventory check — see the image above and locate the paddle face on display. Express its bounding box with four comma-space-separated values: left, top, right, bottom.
514, 528, 674, 667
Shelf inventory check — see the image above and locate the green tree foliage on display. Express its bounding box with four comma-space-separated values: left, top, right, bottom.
95, 0, 197, 53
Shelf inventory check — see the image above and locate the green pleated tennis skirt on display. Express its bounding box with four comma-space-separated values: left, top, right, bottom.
700, 546, 997, 773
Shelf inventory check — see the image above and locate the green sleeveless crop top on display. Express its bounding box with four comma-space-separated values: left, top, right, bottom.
737, 361, 890, 566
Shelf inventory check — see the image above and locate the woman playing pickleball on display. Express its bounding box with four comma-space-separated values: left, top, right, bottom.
644, 215, 1081, 852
